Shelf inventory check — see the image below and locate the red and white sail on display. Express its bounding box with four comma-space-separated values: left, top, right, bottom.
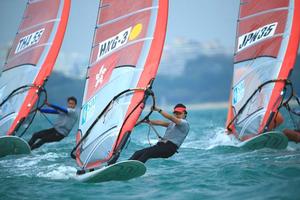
75, 0, 168, 170
0, 0, 71, 136
226, 0, 300, 140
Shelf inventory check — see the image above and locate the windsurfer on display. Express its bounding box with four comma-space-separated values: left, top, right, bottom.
129, 103, 190, 163
28, 96, 78, 150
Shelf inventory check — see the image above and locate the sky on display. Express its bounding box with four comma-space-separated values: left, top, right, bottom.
0, 0, 239, 78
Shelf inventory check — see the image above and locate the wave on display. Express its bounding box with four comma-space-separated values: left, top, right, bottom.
181, 127, 240, 150
0, 151, 78, 180
37, 165, 77, 180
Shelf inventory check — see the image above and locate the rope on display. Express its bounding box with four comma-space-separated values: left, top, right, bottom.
147, 124, 152, 146
283, 95, 300, 116
287, 107, 299, 130
146, 121, 163, 146
148, 122, 162, 139
39, 111, 54, 126
135, 88, 156, 126
281, 84, 300, 130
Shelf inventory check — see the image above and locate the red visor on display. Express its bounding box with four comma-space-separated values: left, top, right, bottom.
174, 107, 186, 113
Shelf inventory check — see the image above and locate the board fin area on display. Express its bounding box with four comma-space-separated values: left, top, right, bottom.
238, 131, 288, 150
0, 136, 31, 158
75, 160, 146, 183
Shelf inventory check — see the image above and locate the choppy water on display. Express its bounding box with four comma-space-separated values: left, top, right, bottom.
1, 109, 300, 200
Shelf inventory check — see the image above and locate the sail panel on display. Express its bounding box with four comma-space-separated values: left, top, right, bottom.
4, 23, 54, 70
19, 0, 60, 30
226, 0, 300, 140
0, 0, 70, 136
76, 0, 168, 169
98, 0, 152, 24
235, 9, 288, 63
89, 11, 152, 77
240, 0, 288, 18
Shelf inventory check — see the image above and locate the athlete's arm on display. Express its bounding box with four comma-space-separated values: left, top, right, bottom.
153, 106, 182, 125
39, 108, 59, 114
46, 102, 68, 114
149, 120, 169, 127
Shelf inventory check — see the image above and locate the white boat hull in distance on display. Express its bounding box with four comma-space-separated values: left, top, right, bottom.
238, 131, 288, 150
0, 136, 31, 158
75, 160, 146, 183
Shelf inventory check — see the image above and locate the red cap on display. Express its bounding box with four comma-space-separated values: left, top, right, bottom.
174, 107, 186, 113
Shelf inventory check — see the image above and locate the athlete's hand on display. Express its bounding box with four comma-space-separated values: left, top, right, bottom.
152, 106, 159, 112
143, 118, 150, 124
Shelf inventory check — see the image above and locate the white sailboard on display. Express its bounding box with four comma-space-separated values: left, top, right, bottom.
0, 136, 30, 157
238, 131, 288, 150
75, 160, 146, 183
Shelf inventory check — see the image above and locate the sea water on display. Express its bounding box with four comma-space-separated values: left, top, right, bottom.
1, 109, 300, 200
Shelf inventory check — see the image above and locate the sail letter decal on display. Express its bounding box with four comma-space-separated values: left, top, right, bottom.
97, 27, 132, 60
237, 23, 277, 52
15, 28, 45, 54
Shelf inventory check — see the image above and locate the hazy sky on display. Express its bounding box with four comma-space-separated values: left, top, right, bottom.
0, 0, 239, 76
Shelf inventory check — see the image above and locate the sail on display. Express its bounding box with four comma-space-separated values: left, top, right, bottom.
226, 0, 300, 140
0, 0, 70, 136
74, 0, 168, 170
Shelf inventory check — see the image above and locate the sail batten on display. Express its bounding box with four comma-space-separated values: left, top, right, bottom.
97, 6, 158, 28
18, 19, 61, 34
239, 7, 288, 20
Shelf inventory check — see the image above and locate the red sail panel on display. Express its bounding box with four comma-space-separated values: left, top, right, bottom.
98, 0, 152, 24
235, 37, 282, 63
20, 0, 60, 30
4, 0, 60, 70
85, 10, 151, 101
4, 23, 54, 69
235, 10, 288, 63
240, 0, 288, 18
0, 0, 71, 135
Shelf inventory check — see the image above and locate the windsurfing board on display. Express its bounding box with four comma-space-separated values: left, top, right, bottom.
75, 160, 146, 183
238, 131, 288, 150
0, 136, 31, 158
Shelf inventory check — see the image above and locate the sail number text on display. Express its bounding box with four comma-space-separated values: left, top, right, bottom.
97, 27, 132, 60
15, 28, 45, 54
237, 23, 277, 52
